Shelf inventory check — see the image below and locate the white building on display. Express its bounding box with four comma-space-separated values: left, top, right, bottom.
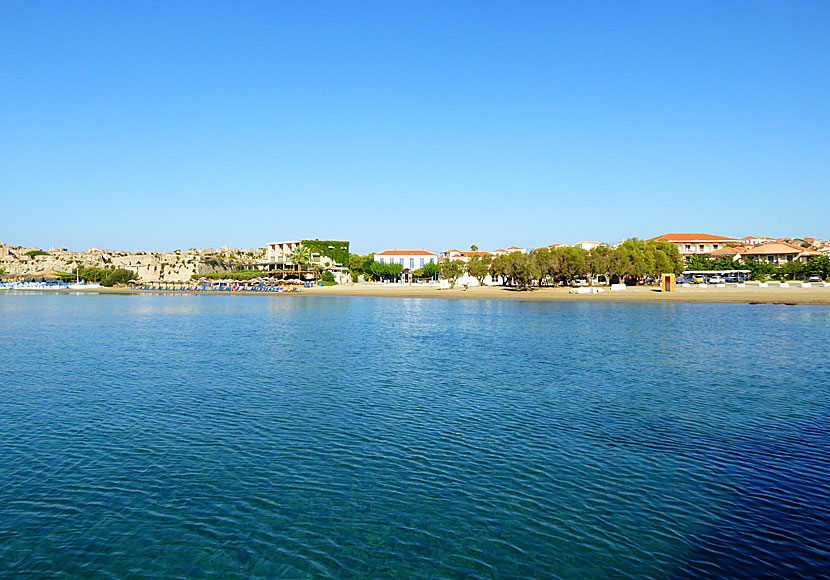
265, 240, 302, 267
648, 233, 740, 257
375, 250, 437, 272
492, 246, 526, 256
438, 249, 495, 262
549, 242, 604, 251
739, 236, 777, 246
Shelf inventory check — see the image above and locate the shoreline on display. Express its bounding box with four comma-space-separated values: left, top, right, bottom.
3, 283, 830, 305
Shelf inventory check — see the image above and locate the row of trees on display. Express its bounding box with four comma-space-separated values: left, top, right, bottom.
347, 254, 441, 282
346, 242, 830, 288
687, 254, 830, 281
439, 239, 684, 289
57, 267, 137, 287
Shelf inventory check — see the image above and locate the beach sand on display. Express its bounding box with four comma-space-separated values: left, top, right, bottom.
302, 283, 830, 305
16, 283, 830, 305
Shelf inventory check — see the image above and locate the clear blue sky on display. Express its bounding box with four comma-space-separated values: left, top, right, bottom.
2, 1, 828, 254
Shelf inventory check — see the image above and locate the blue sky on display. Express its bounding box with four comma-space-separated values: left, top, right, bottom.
2, 1, 828, 254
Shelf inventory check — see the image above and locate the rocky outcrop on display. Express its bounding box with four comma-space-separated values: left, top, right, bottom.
0, 243, 265, 283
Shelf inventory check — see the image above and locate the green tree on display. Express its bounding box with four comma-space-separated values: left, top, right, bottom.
466, 254, 491, 285
25, 250, 50, 258
531, 247, 557, 286
470, 244, 478, 251
491, 254, 510, 285
611, 239, 683, 283
439, 260, 464, 288
361, 254, 376, 280
349, 254, 367, 277
509, 252, 540, 290
779, 260, 806, 280
387, 262, 403, 280
290, 246, 312, 276
587, 246, 611, 285
805, 255, 830, 279
648, 239, 683, 276
102, 268, 138, 287
746, 259, 776, 281
370, 261, 403, 282
421, 261, 440, 279
552, 246, 589, 284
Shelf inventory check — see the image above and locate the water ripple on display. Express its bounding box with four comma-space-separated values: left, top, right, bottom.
0, 295, 828, 579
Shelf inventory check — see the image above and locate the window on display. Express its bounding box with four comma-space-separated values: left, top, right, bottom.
685, 245, 691, 252
410, 258, 415, 269
699, 245, 704, 251
399, 258, 404, 265
420, 258, 425, 268
429, 258, 435, 263
713, 245, 719, 250
379, 258, 384, 264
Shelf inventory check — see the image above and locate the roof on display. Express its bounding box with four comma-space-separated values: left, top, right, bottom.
649, 233, 739, 242
457, 251, 493, 257
743, 242, 815, 255
710, 246, 743, 255
375, 250, 437, 256
506, 246, 524, 250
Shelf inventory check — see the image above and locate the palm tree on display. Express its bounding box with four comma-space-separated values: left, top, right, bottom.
290, 246, 311, 278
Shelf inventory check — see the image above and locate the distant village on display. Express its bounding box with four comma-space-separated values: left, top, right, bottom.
1, 233, 829, 285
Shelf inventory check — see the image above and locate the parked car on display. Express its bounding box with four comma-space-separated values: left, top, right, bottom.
808, 275, 822, 282
709, 276, 726, 284
572, 278, 589, 286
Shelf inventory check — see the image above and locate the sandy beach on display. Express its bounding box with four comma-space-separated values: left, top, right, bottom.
303, 283, 830, 304
8, 283, 830, 305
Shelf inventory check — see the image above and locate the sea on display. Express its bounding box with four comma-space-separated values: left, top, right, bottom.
1, 292, 828, 579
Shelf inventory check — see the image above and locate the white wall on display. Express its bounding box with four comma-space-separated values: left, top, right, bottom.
374, 253, 437, 270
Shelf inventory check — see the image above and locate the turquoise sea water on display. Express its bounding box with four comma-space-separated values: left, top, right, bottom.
1, 293, 829, 579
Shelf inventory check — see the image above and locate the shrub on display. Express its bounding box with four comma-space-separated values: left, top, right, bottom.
102, 269, 138, 286
300, 240, 350, 267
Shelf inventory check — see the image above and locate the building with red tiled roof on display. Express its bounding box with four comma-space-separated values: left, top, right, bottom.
375, 250, 436, 257
374, 250, 437, 271
710, 246, 745, 259
438, 249, 494, 262
649, 233, 739, 257
743, 242, 820, 266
